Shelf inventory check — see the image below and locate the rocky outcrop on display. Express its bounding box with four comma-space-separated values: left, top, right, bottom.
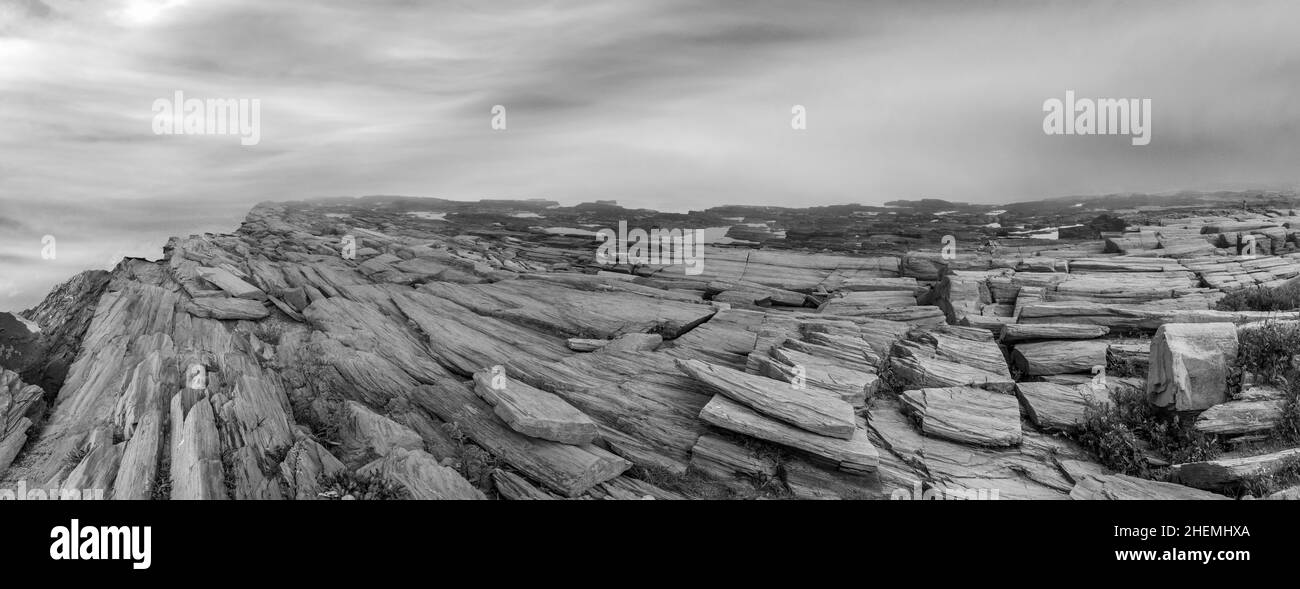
0, 370, 44, 478
13, 195, 1294, 501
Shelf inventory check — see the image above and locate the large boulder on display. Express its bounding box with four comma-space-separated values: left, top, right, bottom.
1147, 323, 1238, 411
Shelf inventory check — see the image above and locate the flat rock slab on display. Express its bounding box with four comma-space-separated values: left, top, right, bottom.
1012, 340, 1108, 376
706, 280, 807, 306
186, 297, 269, 320
698, 394, 878, 472
676, 358, 856, 439
473, 367, 599, 445
196, 266, 266, 300
839, 276, 919, 293
1148, 323, 1239, 411
567, 338, 608, 352
999, 323, 1109, 343
1194, 398, 1285, 436
899, 386, 1022, 447
1015, 381, 1107, 432
602, 333, 663, 353
1172, 447, 1300, 490
1070, 473, 1230, 500
419, 279, 715, 339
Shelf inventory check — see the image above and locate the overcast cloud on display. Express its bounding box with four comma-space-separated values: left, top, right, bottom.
1, 0, 1298, 308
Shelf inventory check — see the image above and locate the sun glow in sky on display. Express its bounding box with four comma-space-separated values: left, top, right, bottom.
115, 0, 187, 26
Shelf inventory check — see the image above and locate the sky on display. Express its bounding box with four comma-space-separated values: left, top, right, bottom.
1, 0, 1299, 309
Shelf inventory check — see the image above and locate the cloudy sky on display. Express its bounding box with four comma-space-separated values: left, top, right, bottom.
1, 0, 1299, 309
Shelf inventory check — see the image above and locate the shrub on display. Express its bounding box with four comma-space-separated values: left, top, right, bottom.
63, 444, 90, 468
442, 422, 498, 490
1234, 455, 1300, 498
1232, 321, 1300, 444
1236, 321, 1300, 383
1215, 283, 1300, 313
316, 470, 410, 500
1088, 214, 1127, 233
629, 464, 744, 500
1075, 383, 1219, 477
150, 467, 172, 500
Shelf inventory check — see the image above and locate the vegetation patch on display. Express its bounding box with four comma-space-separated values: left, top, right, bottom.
1232, 455, 1300, 498
442, 421, 499, 492
63, 443, 90, 468
1235, 321, 1300, 444
1215, 283, 1300, 313
316, 470, 410, 500
1075, 384, 1220, 478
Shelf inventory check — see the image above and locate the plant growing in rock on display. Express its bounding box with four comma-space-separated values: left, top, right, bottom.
442, 421, 498, 490
1234, 321, 1300, 443
1215, 283, 1300, 312
316, 470, 409, 500
63, 443, 90, 468
1075, 384, 1219, 477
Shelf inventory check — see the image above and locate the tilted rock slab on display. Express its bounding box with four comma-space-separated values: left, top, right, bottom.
185, 296, 270, 320
1171, 448, 1300, 491
1070, 473, 1230, 500
472, 367, 599, 445
676, 358, 856, 439
196, 266, 267, 300
416, 381, 629, 497
698, 394, 878, 473
888, 342, 1016, 394
359, 447, 484, 500
898, 387, 1022, 447
1015, 381, 1108, 432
